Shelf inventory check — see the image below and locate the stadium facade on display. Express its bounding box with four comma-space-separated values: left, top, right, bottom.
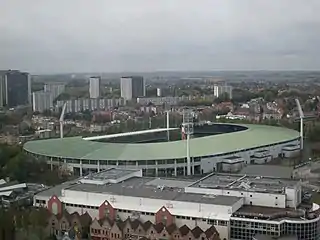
24, 123, 301, 177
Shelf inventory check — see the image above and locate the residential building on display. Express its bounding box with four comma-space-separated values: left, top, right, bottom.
56, 98, 125, 114
0, 70, 31, 108
46, 210, 92, 238
157, 88, 162, 97
32, 83, 65, 113
34, 207, 220, 240
89, 77, 101, 99
44, 83, 65, 100
120, 76, 145, 101
213, 84, 233, 99
137, 95, 214, 106
90, 216, 220, 240
32, 91, 54, 113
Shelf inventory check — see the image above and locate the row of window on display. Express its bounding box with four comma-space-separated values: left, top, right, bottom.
230, 220, 319, 240
231, 221, 279, 230
51, 158, 201, 165
62, 202, 228, 226
92, 226, 209, 240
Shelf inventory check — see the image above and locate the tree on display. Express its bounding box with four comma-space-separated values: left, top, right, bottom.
5, 152, 28, 182
45, 235, 57, 240
263, 90, 276, 102
0, 209, 15, 240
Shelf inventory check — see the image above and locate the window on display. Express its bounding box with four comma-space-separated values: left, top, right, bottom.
218, 220, 227, 226
51, 202, 58, 215
105, 208, 110, 217
250, 194, 252, 197
162, 215, 168, 225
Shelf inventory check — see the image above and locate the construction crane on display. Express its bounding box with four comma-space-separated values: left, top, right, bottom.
295, 98, 305, 150
59, 102, 67, 139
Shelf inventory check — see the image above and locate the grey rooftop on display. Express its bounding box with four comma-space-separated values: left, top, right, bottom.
190, 173, 299, 193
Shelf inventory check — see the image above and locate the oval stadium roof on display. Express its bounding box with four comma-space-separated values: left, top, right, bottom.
23, 124, 300, 161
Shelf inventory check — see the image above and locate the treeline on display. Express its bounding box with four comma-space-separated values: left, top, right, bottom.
0, 144, 68, 185
0, 207, 57, 240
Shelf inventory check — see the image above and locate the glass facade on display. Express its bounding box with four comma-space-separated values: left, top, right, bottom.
5, 71, 30, 107
230, 218, 319, 240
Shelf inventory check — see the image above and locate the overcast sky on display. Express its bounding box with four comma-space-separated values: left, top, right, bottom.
1, 0, 320, 73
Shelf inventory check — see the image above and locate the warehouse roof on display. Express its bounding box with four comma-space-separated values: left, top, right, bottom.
23, 124, 299, 161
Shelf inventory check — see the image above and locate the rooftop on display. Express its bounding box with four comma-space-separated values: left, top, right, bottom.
36, 169, 241, 207
79, 168, 140, 184
239, 165, 294, 179
68, 177, 241, 206
189, 173, 299, 193
24, 124, 299, 161
233, 204, 318, 222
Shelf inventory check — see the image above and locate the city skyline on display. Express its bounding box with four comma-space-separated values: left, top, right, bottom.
1, 0, 320, 74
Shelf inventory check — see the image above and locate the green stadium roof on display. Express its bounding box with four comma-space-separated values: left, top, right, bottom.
23, 124, 300, 161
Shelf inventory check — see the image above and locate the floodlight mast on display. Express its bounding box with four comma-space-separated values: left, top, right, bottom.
59, 102, 67, 139
295, 99, 304, 150
182, 109, 194, 176
166, 110, 170, 141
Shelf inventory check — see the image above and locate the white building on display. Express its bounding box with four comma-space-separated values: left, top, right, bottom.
120, 76, 145, 101
89, 77, 101, 99
137, 95, 214, 106
33, 168, 320, 240
157, 88, 162, 97
32, 83, 65, 113
137, 96, 191, 106
214, 84, 233, 99
32, 91, 53, 113
56, 98, 126, 114
44, 83, 65, 100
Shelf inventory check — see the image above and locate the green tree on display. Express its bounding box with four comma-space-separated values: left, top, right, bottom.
5, 152, 28, 182
0, 209, 15, 240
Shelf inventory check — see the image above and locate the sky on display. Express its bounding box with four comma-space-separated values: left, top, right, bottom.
1, 0, 320, 74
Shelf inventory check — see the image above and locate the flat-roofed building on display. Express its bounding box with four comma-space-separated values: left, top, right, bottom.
33, 168, 320, 240
121, 76, 145, 101
0, 70, 31, 107
44, 83, 65, 100
89, 76, 101, 99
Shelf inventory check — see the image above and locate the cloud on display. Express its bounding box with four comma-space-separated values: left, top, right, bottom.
0, 0, 320, 73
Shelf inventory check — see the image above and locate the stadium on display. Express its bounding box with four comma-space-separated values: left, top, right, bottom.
23, 123, 301, 177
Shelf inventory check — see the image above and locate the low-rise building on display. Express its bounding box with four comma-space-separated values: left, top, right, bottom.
33, 168, 320, 240
56, 98, 126, 113
90, 217, 220, 240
